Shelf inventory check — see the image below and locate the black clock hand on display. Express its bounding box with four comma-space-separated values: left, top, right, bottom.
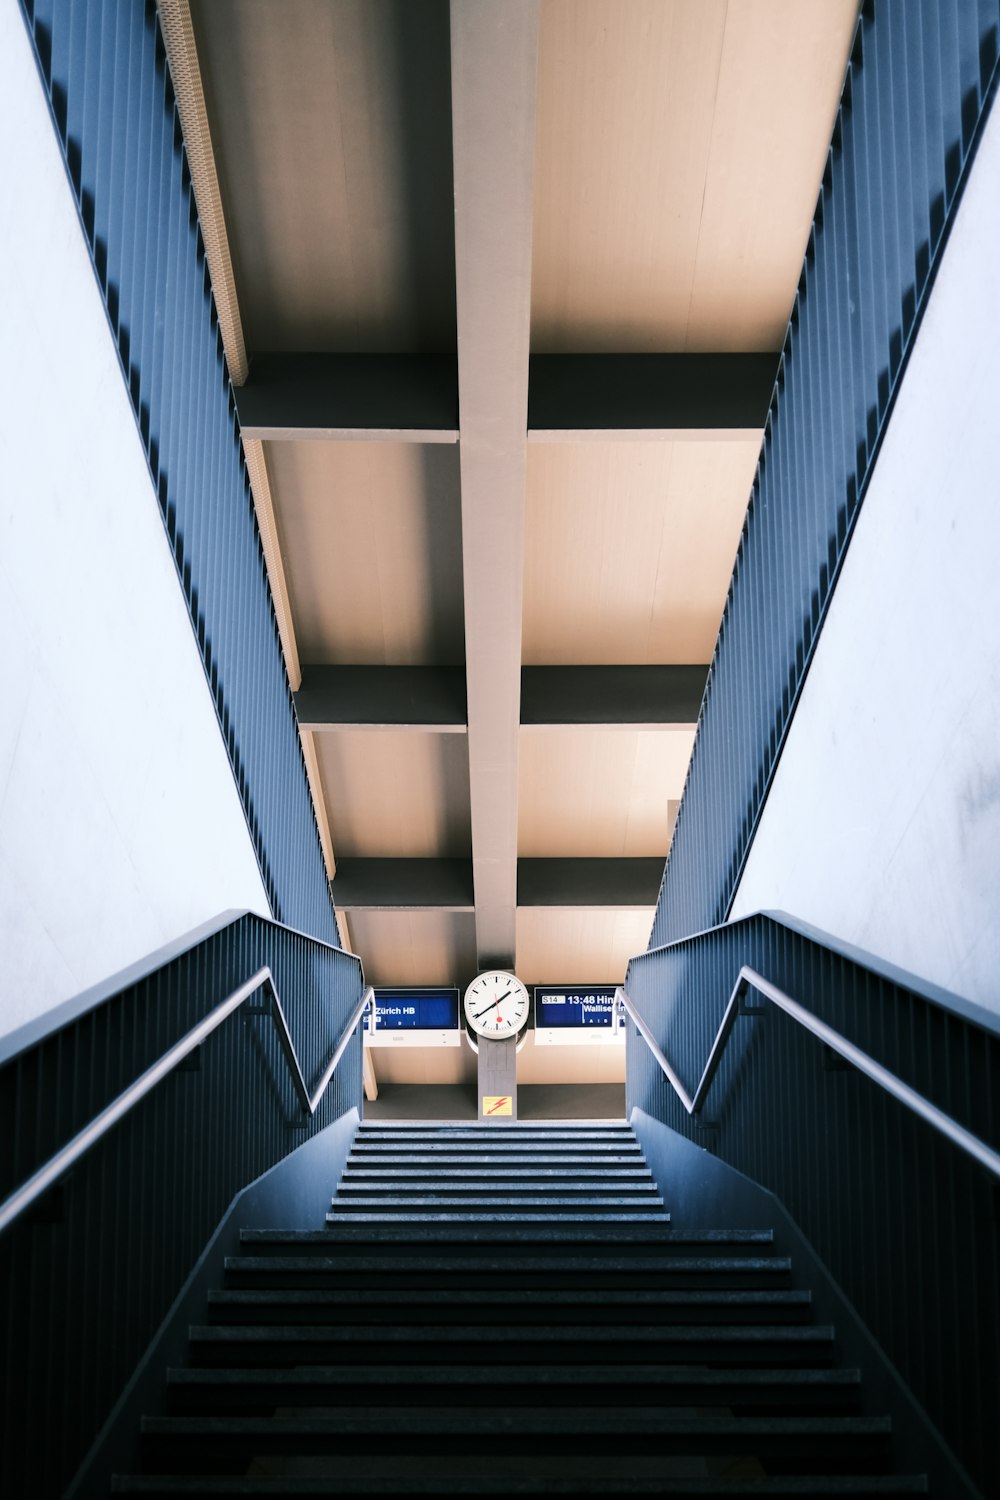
472, 990, 512, 1020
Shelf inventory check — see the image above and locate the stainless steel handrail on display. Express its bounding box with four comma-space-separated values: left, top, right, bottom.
616, 968, 1000, 1183
0, 972, 374, 1236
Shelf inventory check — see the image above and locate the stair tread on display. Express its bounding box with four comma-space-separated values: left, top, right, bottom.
143, 1412, 891, 1436
335, 1182, 665, 1194
347, 1134, 638, 1146
112, 1477, 929, 1496
208, 1287, 809, 1306
340, 1170, 656, 1182
344, 1154, 645, 1165
328, 1200, 665, 1212
225, 1255, 790, 1274
352, 1128, 632, 1134
341, 1166, 654, 1176
190, 1322, 835, 1343
239, 1228, 772, 1246
344, 1152, 641, 1164
319, 1220, 678, 1238
168, 1363, 860, 1387
325, 1206, 677, 1218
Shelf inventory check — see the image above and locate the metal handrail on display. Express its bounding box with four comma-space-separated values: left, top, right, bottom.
0, 972, 374, 1236
616, 967, 1000, 1183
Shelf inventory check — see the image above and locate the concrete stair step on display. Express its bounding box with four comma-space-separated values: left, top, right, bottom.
205, 1287, 810, 1328
326, 1195, 666, 1212
238, 1227, 774, 1255
349, 1143, 639, 1154
319, 1216, 678, 1237
226, 1252, 786, 1273
340, 1166, 654, 1178
209, 1286, 810, 1307
165, 1363, 861, 1411
139, 1411, 893, 1467
333, 1182, 661, 1196
187, 1322, 835, 1367
111, 1475, 930, 1496
222, 1254, 791, 1291
352, 1126, 638, 1135
341, 1158, 641, 1170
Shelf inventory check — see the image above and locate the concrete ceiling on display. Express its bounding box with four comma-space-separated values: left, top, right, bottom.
168, 0, 859, 1085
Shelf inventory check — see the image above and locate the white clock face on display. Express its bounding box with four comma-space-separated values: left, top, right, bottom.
464, 971, 530, 1040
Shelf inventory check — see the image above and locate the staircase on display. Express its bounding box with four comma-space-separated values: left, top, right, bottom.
326, 1119, 668, 1232
113, 1121, 928, 1495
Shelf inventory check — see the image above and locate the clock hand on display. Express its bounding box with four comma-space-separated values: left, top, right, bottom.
472, 990, 513, 1021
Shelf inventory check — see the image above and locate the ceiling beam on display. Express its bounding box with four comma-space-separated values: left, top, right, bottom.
235, 354, 459, 442
520, 666, 707, 728
451, 0, 539, 969
233, 351, 775, 444
295, 667, 467, 732
332, 859, 475, 912
518, 858, 664, 907
294, 664, 708, 731
527, 353, 777, 440
331, 858, 664, 911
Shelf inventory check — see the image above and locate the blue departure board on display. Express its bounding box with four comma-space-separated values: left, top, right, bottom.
534, 987, 617, 1028
367, 988, 460, 1031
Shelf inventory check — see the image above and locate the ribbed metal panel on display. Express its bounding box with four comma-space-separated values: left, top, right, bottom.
652, 0, 1000, 946
17, 0, 337, 943
626, 913, 1000, 1497
0, 913, 364, 1498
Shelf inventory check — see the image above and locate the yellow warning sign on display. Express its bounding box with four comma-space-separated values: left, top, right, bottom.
482, 1095, 513, 1117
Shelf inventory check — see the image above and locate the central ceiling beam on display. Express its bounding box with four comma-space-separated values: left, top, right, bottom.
451, 0, 539, 969
527, 353, 777, 440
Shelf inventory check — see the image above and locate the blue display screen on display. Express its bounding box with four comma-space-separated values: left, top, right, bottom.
367, 988, 460, 1031
534, 987, 617, 1028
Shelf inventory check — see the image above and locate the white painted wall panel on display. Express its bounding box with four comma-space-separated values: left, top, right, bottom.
731, 98, 1000, 1014
0, 7, 270, 1041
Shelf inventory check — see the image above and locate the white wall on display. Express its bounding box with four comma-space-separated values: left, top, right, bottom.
731, 94, 1000, 1015
0, 4, 270, 1042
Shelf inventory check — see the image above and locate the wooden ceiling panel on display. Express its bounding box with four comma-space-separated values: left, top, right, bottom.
516, 907, 656, 984
522, 439, 758, 663
685, 0, 860, 348
532, 0, 858, 352
518, 728, 694, 856
266, 440, 464, 665
347, 910, 479, 988
190, 0, 456, 352
315, 731, 471, 858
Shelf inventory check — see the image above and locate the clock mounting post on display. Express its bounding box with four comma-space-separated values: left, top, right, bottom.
463, 969, 530, 1122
